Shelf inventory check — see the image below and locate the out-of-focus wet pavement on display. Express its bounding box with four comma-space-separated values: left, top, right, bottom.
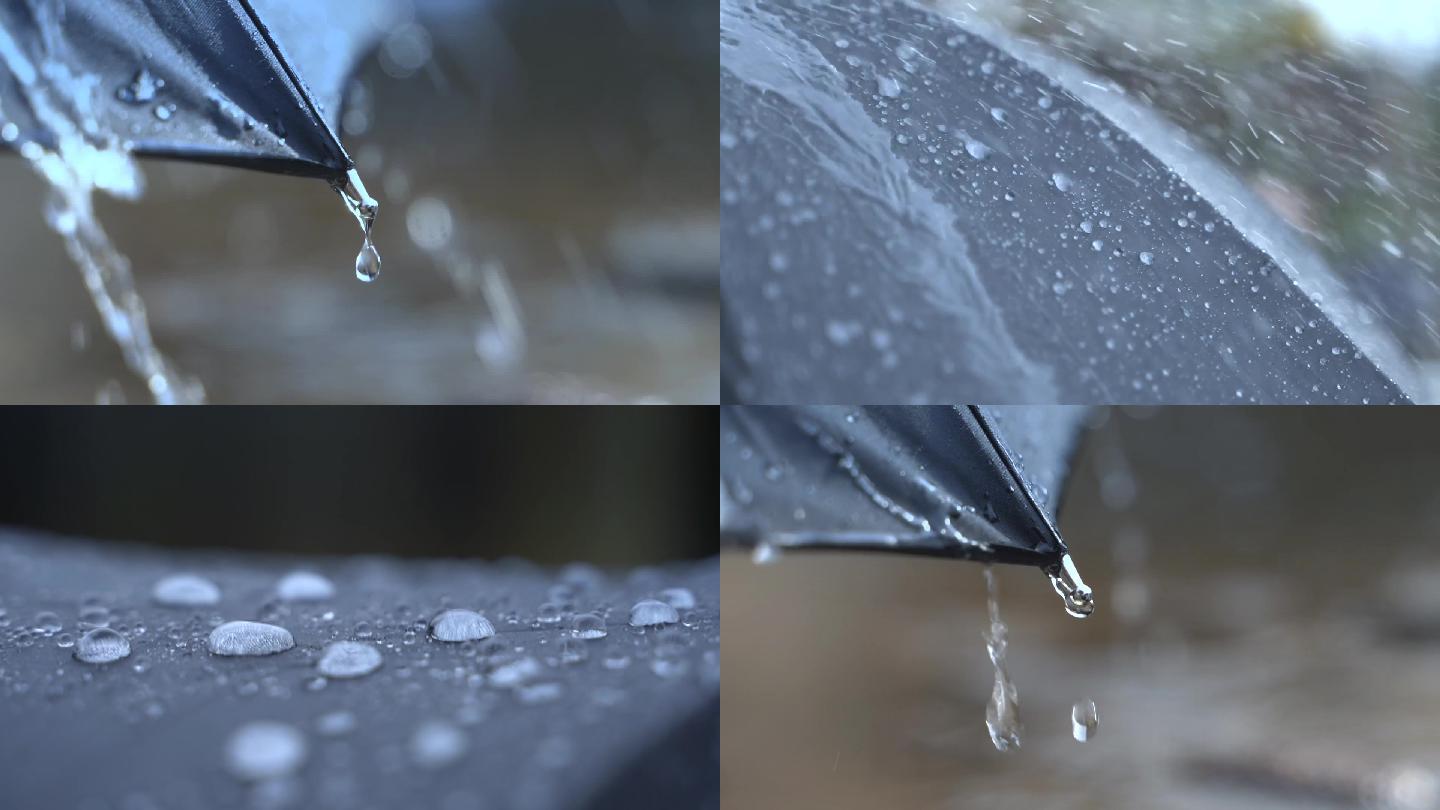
723, 409, 1440, 809
0, 1, 717, 403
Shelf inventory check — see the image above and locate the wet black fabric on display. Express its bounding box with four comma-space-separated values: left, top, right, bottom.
0, 0, 374, 179
720, 0, 1411, 404
719, 406, 1088, 567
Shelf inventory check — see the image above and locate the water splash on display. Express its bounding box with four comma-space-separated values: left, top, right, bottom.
334, 167, 381, 282
983, 566, 1021, 751
0, 20, 203, 403
1046, 553, 1095, 618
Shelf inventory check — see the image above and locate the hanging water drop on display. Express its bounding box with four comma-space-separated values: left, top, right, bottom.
152, 573, 221, 607
983, 567, 1021, 751
316, 641, 383, 679
1046, 553, 1095, 618
1072, 699, 1098, 742
208, 621, 295, 656
355, 242, 381, 283
334, 167, 382, 283
75, 627, 130, 664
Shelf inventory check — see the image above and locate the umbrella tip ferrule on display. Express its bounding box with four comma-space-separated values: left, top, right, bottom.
336, 167, 378, 222
1046, 553, 1094, 619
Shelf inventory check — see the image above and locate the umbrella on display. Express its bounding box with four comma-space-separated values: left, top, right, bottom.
0, 529, 719, 809
720, 0, 1415, 404
0, 0, 389, 184
720, 405, 1094, 615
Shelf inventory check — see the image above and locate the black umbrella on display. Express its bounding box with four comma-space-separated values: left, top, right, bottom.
0, 0, 387, 183
720, 0, 1415, 404
720, 405, 1094, 615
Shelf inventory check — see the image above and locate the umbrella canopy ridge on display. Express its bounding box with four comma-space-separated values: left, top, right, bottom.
720, 0, 1413, 404
0, 0, 390, 180
720, 405, 1090, 569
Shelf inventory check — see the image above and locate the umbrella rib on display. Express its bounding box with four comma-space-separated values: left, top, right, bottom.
966, 406, 1069, 558
233, 0, 351, 178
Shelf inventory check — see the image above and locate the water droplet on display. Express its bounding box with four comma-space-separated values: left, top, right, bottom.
659, 588, 696, 610
208, 621, 295, 656
33, 611, 61, 635
411, 721, 467, 769
56, 632, 75, 649
0, 122, 18, 142
572, 613, 608, 640
518, 682, 564, 704
1139, 251, 1154, 266
489, 656, 541, 687
876, 75, 902, 98
536, 602, 563, 625
316, 641, 383, 679
963, 138, 991, 160
1051, 172, 1073, 192
1072, 699, 1098, 742
629, 599, 679, 627
983, 568, 1021, 751
354, 242, 381, 282
428, 609, 495, 642
990, 107, 1008, 124
115, 68, 162, 104
75, 627, 131, 664
316, 711, 357, 736
224, 721, 306, 781
152, 102, 175, 121
1046, 553, 1095, 618
153, 573, 221, 607
275, 570, 335, 602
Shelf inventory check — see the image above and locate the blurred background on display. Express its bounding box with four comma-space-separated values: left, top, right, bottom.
0, 0, 717, 403
930, 0, 1440, 398
723, 407, 1440, 809
0, 406, 714, 564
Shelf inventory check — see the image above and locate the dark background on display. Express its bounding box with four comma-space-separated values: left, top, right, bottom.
0, 406, 714, 563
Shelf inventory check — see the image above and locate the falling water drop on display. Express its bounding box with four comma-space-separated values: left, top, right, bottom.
224, 722, 307, 781
428, 609, 495, 642
629, 599, 679, 627
152, 573, 221, 607
983, 567, 1021, 751
207, 621, 295, 656
316, 641, 383, 679
1072, 699, 1098, 742
75, 627, 130, 663
1046, 553, 1095, 618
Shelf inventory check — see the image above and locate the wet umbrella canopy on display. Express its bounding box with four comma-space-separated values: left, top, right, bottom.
0, 0, 389, 180
720, 0, 1415, 404
720, 405, 1093, 613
